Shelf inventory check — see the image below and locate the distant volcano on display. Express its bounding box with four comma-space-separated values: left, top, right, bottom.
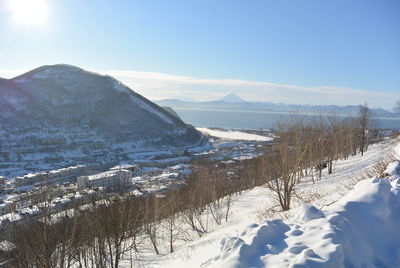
217, 93, 247, 103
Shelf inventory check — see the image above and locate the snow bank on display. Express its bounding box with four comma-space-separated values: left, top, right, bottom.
384, 160, 400, 177
197, 128, 272, 141
203, 174, 400, 267
293, 203, 325, 223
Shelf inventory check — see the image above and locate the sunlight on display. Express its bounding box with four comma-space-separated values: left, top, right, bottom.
8, 0, 49, 26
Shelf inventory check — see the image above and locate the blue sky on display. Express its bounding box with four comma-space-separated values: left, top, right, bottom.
0, 0, 399, 108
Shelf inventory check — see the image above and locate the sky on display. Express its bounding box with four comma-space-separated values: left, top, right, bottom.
0, 0, 399, 109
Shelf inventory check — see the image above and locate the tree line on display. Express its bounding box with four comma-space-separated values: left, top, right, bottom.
263, 107, 372, 211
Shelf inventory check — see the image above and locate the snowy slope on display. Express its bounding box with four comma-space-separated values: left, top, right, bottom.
129, 139, 399, 268
205, 175, 400, 267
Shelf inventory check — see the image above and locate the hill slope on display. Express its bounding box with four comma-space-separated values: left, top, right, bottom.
0, 64, 204, 175
134, 140, 399, 267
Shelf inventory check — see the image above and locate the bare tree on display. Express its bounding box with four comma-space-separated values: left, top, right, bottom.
162, 190, 180, 253
266, 114, 316, 211
182, 165, 211, 237
358, 103, 372, 156
143, 195, 161, 255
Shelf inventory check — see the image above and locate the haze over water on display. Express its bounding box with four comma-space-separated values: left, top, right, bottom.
174, 108, 400, 129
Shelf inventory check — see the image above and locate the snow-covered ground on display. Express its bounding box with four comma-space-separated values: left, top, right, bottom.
205, 174, 400, 267
125, 138, 400, 267
196, 127, 273, 141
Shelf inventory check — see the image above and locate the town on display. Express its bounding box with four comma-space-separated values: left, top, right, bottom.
0, 129, 273, 223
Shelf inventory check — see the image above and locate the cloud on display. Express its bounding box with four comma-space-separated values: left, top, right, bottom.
0, 0, 12, 12
1, 68, 398, 109
0, 0, 8, 11
0, 69, 28, 78
104, 70, 399, 109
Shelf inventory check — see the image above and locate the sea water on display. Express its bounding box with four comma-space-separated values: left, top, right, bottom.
174, 108, 400, 129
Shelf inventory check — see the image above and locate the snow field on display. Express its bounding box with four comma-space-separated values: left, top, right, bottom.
196, 128, 273, 142
118, 139, 399, 267
205, 174, 400, 267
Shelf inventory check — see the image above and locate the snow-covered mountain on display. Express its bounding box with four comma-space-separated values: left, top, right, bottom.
217, 93, 247, 103
0, 64, 203, 168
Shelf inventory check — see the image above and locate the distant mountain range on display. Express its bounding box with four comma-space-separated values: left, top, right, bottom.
0, 64, 204, 175
156, 93, 399, 118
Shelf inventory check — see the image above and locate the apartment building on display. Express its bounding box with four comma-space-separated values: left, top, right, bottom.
77, 169, 132, 190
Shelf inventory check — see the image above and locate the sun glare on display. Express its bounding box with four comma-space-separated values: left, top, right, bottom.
8, 0, 49, 26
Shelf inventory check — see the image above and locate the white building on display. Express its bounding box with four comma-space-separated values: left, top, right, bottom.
77, 169, 132, 190
15, 165, 86, 187
110, 164, 141, 176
